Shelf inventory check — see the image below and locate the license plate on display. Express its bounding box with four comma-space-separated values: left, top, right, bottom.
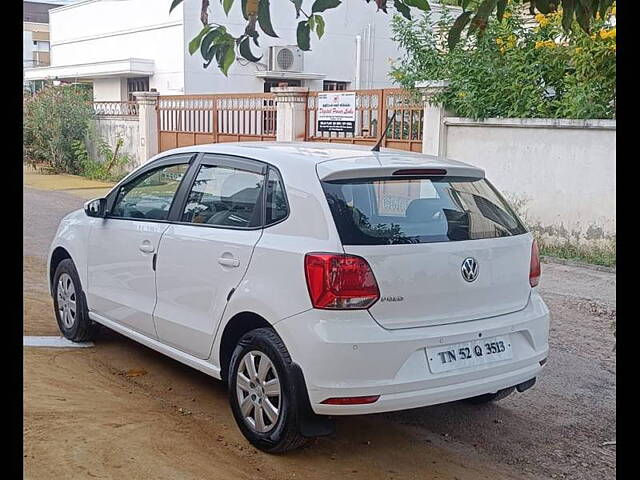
426, 336, 513, 374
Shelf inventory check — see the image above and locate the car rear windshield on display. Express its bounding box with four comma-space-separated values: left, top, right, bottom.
321, 176, 527, 245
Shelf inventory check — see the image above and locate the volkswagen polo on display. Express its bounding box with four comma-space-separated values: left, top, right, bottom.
48, 142, 549, 452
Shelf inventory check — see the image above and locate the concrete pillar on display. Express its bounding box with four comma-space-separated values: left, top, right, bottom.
133, 91, 160, 167
271, 87, 309, 142
416, 80, 450, 157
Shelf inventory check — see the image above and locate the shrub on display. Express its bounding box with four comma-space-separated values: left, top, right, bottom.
71, 137, 131, 182
390, 3, 616, 119
23, 84, 94, 173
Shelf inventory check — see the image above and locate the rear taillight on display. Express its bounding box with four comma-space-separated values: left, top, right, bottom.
530, 239, 541, 287
304, 253, 380, 309
320, 395, 380, 405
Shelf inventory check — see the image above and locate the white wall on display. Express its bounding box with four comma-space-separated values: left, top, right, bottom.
90, 116, 140, 167
49, 0, 184, 94
45, 0, 451, 96
23, 31, 34, 67
442, 118, 616, 245
93, 77, 127, 101
182, 2, 446, 94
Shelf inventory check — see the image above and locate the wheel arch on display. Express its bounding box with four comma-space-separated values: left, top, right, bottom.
218, 311, 273, 382
49, 246, 72, 292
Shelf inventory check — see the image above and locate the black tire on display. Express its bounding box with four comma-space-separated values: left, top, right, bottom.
228, 328, 308, 453
465, 386, 515, 405
52, 259, 100, 342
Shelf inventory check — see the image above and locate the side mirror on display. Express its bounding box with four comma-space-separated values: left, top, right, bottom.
84, 198, 107, 218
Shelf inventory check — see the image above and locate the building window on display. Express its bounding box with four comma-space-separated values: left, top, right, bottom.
263, 79, 301, 93
35, 41, 50, 52
323, 81, 349, 91
127, 77, 150, 101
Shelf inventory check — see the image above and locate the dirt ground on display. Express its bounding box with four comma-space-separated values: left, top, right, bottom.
23, 185, 616, 480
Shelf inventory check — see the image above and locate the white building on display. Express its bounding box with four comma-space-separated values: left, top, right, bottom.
23, 0, 447, 100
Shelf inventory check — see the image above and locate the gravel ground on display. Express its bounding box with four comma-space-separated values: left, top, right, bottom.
23, 187, 616, 480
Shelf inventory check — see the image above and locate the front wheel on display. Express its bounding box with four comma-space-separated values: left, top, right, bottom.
52, 259, 100, 342
228, 328, 308, 453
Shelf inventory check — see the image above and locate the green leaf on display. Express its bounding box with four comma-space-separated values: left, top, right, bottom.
169, 0, 184, 13
202, 44, 218, 68
308, 15, 316, 31
251, 31, 260, 46
315, 14, 326, 39
222, 0, 234, 15
189, 25, 212, 55
448, 10, 472, 49
200, 28, 222, 61
239, 36, 262, 62
311, 0, 342, 14
290, 0, 303, 17
297, 20, 311, 50
404, 0, 430, 11
394, 0, 411, 20
258, 0, 278, 37
219, 44, 236, 76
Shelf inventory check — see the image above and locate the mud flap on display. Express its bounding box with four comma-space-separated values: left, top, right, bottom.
290, 363, 335, 438
516, 377, 536, 393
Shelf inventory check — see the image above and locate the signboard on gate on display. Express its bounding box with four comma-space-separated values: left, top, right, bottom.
317, 92, 356, 133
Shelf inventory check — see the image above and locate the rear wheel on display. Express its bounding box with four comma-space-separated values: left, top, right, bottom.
465, 386, 515, 405
52, 259, 100, 342
228, 328, 308, 453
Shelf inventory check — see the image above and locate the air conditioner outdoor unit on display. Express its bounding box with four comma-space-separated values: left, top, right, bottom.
269, 46, 304, 72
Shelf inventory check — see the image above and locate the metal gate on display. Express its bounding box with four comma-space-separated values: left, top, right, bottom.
157, 93, 276, 153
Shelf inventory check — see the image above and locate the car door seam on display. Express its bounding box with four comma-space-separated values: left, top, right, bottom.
150, 222, 174, 339
205, 228, 265, 362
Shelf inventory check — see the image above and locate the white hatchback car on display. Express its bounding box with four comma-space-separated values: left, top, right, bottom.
48, 142, 549, 452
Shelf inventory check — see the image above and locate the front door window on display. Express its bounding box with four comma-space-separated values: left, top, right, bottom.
111, 164, 189, 220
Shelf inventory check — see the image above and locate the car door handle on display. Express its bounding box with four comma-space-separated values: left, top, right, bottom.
217, 257, 240, 268
139, 240, 155, 254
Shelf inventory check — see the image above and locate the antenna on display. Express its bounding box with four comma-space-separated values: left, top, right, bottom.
371, 112, 397, 152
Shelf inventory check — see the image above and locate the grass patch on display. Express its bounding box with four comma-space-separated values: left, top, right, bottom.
538, 241, 616, 268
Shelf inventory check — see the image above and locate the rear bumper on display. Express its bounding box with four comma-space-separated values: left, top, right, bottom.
274, 291, 549, 415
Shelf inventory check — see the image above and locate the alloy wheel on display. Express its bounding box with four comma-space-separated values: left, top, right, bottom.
57, 273, 77, 329
235, 350, 282, 433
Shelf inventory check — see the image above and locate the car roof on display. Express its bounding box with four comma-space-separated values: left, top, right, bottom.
155, 141, 481, 174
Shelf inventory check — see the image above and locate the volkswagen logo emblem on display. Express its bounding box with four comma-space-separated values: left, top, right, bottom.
461, 257, 479, 282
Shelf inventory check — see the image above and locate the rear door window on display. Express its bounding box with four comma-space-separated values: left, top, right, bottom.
265, 167, 288, 225
181, 164, 265, 228
321, 177, 527, 245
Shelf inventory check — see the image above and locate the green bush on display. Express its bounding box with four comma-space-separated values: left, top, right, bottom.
390, 3, 616, 119
71, 137, 131, 182
24, 84, 94, 173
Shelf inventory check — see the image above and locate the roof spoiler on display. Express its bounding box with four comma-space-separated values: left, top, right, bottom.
317, 164, 485, 182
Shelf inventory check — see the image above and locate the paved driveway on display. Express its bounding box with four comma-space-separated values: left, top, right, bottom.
23, 188, 85, 258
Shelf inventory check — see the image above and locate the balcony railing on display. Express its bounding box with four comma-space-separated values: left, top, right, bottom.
93, 101, 139, 117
